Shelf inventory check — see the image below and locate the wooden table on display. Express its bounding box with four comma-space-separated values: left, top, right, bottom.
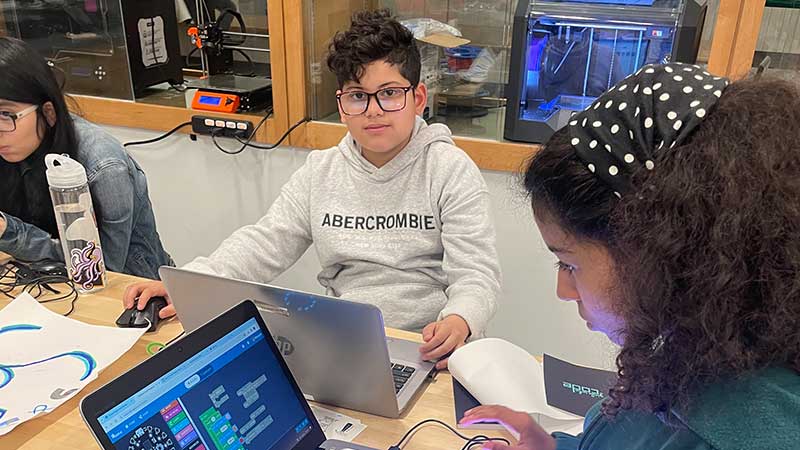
0, 272, 512, 450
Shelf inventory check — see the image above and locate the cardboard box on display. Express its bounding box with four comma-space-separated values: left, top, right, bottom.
414, 32, 470, 119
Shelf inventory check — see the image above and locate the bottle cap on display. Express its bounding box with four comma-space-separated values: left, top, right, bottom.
45, 154, 88, 189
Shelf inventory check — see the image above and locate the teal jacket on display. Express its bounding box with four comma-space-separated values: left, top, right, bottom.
554, 367, 800, 450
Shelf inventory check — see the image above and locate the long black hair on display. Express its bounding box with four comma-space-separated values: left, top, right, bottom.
0, 37, 79, 239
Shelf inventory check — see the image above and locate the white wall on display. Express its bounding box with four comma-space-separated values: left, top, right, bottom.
109, 124, 615, 369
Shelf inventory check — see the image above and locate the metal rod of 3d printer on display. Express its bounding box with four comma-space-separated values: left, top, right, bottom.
582, 27, 594, 97
554, 22, 647, 32
223, 31, 270, 39
608, 29, 619, 89
224, 46, 271, 53
196, 0, 209, 76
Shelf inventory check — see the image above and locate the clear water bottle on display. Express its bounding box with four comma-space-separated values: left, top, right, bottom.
45, 154, 107, 294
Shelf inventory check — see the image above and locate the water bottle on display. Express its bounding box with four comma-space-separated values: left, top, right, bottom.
45, 154, 107, 293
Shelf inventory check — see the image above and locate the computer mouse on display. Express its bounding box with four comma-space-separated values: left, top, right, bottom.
30, 260, 68, 278
116, 297, 168, 333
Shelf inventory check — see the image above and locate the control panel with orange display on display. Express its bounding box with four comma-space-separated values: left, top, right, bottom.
191, 91, 241, 113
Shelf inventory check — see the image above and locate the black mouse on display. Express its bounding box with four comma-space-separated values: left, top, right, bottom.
116, 297, 168, 333
10, 259, 68, 283
30, 260, 68, 278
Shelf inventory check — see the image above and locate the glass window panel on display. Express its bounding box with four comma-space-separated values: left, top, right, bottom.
305, 0, 515, 141
1, 0, 135, 100
0, 1, 271, 110
753, 2, 800, 81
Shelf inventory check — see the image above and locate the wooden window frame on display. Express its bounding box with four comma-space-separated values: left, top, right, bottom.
1, 0, 768, 172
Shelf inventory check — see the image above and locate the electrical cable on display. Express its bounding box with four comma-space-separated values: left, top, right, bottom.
165, 331, 186, 347
390, 419, 510, 450
231, 48, 257, 77
232, 116, 310, 150
1, 262, 79, 316
185, 46, 201, 69
150, 17, 160, 66
218, 9, 248, 46
211, 129, 246, 155
462, 434, 507, 450
210, 109, 272, 154
24, 278, 79, 316
123, 121, 193, 148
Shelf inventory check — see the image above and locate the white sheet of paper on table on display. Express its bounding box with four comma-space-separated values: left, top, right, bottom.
449, 338, 585, 436
310, 404, 366, 442
0, 293, 146, 435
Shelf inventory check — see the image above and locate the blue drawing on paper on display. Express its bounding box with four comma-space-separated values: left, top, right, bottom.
31, 404, 49, 415
0, 324, 97, 389
0, 324, 42, 335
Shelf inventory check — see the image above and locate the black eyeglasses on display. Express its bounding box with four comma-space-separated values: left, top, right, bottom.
0, 104, 39, 132
336, 86, 415, 116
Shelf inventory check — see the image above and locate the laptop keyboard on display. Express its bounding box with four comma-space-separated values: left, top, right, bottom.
391, 363, 416, 393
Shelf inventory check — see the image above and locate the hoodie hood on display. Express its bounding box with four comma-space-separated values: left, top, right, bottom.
337, 116, 456, 183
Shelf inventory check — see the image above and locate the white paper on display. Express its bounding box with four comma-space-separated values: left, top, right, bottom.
310, 405, 366, 442
449, 338, 584, 434
0, 293, 146, 435
138, 17, 169, 67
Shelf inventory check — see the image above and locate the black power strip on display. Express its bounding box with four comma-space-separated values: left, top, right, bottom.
191, 115, 254, 138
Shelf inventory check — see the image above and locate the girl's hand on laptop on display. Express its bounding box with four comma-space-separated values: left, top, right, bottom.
122, 281, 176, 319
420, 315, 470, 370
460, 405, 556, 450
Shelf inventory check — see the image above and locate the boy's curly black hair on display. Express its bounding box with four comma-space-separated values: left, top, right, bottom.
326, 9, 420, 89
524, 77, 800, 419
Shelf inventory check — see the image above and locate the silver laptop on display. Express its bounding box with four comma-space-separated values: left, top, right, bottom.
160, 267, 435, 418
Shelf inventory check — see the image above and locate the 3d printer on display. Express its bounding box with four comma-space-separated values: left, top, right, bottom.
504, 0, 707, 143
3, 0, 183, 99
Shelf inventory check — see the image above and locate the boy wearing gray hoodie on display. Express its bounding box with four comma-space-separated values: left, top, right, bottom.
124, 10, 501, 369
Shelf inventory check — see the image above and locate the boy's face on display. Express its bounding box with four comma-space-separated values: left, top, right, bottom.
337, 59, 427, 159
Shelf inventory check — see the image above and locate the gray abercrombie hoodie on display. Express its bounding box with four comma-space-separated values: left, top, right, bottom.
184, 117, 501, 334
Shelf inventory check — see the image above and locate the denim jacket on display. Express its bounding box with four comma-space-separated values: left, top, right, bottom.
0, 116, 173, 279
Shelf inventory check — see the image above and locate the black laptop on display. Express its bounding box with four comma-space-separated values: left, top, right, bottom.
80, 300, 376, 450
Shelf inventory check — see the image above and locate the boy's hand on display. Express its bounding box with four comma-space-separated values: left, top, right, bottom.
460, 405, 556, 450
419, 315, 470, 370
0, 215, 6, 237
122, 280, 176, 319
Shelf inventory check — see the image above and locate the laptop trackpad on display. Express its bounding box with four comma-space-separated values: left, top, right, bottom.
387, 338, 434, 372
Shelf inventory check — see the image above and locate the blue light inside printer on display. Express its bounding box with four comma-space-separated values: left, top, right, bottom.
519, 16, 673, 124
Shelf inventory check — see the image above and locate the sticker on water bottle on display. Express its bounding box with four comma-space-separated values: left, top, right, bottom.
69, 241, 106, 291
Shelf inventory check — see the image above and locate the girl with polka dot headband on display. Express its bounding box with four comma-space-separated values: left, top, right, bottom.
461, 65, 800, 449
569, 62, 728, 196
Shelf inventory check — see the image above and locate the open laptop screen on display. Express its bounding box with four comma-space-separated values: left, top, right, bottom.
96, 317, 313, 450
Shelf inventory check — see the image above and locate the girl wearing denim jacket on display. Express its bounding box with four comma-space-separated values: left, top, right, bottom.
0, 37, 172, 280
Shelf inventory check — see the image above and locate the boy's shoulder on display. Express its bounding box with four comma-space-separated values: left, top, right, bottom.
303, 143, 347, 167
421, 128, 481, 174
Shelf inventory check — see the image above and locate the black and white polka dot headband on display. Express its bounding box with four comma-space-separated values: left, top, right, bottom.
569, 63, 730, 196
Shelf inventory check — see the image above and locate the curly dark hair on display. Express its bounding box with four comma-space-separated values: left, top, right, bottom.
524, 77, 800, 418
325, 9, 420, 89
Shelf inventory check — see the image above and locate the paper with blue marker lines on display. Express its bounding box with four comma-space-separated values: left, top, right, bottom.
0, 293, 145, 435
